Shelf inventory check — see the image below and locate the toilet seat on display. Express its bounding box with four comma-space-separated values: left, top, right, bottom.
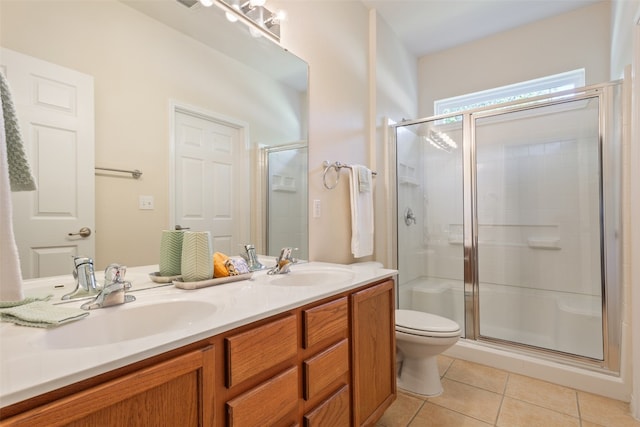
396, 309, 461, 338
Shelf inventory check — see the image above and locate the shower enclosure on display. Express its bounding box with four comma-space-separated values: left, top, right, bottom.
394, 82, 622, 371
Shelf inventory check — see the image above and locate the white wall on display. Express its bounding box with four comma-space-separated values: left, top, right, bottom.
418, 1, 611, 118
0, 1, 304, 269
610, 0, 640, 79
373, 12, 419, 268
274, 1, 418, 266
275, 0, 371, 263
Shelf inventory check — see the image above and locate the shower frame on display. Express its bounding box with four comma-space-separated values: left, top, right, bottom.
390, 81, 623, 373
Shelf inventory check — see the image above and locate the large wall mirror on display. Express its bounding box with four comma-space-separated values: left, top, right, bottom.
0, 0, 308, 278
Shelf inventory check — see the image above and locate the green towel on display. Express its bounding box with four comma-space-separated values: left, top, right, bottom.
0, 297, 89, 328
0, 71, 37, 192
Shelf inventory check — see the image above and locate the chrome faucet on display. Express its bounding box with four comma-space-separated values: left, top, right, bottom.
62, 256, 100, 300
81, 264, 136, 310
241, 244, 265, 271
268, 247, 298, 275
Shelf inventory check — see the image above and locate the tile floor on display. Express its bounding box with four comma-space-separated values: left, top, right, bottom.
378, 356, 640, 427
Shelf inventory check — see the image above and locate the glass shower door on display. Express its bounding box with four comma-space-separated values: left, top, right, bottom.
396, 117, 466, 335
474, 97, 604, 359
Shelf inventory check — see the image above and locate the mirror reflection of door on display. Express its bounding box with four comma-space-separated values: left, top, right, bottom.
2, 48, 95, 279
173, 107, 249, 256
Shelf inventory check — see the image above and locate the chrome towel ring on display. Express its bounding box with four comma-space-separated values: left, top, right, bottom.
322, 161, 377, 190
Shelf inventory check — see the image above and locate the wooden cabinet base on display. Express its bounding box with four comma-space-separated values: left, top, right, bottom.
1, 278, 396, 427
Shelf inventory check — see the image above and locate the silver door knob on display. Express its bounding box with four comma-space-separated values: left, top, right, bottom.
68, 227, 92, 238
175, 225, 191, 230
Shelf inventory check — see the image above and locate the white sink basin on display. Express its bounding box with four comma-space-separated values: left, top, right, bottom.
267, 268, 355, 287
40, 300, 218, 349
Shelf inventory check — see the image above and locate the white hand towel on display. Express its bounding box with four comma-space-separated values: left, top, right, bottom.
0, 73, 28, 301
349, 165, 374, 258
358, 166, 371, 192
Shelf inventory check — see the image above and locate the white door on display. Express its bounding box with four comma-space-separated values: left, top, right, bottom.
173, 108, 249, 256
1, 48, 95, 279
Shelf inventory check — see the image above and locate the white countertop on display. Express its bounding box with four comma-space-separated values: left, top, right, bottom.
0, 261, 396, 408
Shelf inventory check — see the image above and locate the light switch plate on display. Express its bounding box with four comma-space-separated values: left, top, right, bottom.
313, 199, 321, 218
139, 195, 154, 210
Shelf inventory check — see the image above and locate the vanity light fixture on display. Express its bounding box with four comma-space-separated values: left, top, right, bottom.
198, 0, 283, 41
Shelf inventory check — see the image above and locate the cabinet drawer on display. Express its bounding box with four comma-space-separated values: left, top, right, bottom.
303, 297, 348, 348
303, 339, 348, 400
226, 367, 299, 427
304, 384, 350, 427
225, 314, 297, 388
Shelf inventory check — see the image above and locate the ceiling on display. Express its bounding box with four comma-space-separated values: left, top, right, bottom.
361, 0, 602, 57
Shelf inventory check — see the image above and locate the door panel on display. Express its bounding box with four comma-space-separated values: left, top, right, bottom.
174, 110, 248, 255
2, 48, 95, 278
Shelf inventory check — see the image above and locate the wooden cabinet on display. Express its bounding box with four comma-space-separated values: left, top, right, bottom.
223, 315, 299, 426
225, 314, 297, 388
303, 385, 350, 427
0, 346, 215, 427
303, 339, 349, 401
351, 279, 396, 426
1, 278, 396, 427
226, 367, 298, 426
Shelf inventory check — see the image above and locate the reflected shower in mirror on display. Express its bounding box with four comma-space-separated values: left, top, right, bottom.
263, 144, 308, 261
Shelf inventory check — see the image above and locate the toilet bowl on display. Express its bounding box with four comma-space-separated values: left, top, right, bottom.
395, 309, 461, 397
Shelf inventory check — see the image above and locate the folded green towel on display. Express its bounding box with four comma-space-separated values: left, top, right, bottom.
0, 299, 89, 328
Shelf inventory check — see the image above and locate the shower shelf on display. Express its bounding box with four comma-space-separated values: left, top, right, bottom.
398, 176, 419, 186
527, 238, 561, 249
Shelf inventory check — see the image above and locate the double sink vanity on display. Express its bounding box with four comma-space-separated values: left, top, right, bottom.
0, 260, 397, 426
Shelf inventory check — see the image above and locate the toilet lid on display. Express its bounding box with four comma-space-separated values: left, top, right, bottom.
396, 309, 461, 337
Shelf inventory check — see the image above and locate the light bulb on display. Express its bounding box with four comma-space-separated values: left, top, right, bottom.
199, 0, 214, 6
274, 10, 286, 22
249, 0, 265, 7
225, 11, 238, 22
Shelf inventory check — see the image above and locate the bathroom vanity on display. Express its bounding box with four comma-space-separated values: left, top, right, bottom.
0, 262, 397, 426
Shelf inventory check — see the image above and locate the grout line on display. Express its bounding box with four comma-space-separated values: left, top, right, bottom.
494, 372, 510, 426
405, 398, 427, 426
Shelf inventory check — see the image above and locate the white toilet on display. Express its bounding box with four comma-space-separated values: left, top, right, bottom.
395, 309, 461, 397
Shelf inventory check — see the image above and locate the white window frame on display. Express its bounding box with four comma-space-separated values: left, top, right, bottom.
434, 69, 586, 119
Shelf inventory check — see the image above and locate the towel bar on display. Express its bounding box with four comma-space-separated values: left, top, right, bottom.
95, 167, 143, 179
322, 161, 376, 190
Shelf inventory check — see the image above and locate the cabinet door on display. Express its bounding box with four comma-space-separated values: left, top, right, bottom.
351, 279, 396, 426
225, 314, 297, 388
303, 296, 348, 349
303, 339, 349, 401
303, 385, 350, 427
226, 367, 298, 427
2, 347, 215, 427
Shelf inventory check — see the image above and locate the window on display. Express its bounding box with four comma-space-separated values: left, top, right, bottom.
434, 69, 585, 123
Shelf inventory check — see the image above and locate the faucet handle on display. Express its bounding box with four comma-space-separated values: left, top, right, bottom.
278, 247, 298, 260
105, 263, 127, 284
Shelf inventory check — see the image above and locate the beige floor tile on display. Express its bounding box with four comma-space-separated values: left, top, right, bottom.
581, 421, 606, 427
505, 373, 578, 417
437, 355, 454, 377
497, 396, 580, 427
409, 402, 492, 426
377, 391, 425, 427
578, 392, 640, 427
444, 359, 508, 393
427, 378, 502, 424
